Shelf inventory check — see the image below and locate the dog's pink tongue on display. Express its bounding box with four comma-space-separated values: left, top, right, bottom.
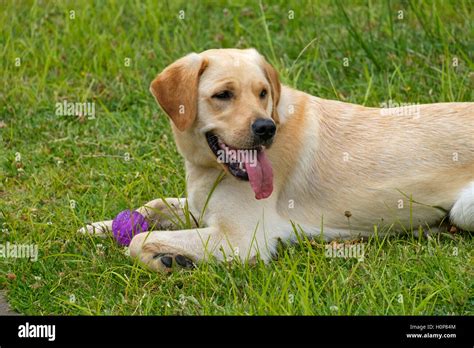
244, 150, 273, 200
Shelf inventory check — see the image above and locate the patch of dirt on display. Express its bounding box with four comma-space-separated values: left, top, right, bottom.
0, 291, 20, 316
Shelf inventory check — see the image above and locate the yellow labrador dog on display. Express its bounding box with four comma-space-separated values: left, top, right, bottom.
80, 48, 473, 272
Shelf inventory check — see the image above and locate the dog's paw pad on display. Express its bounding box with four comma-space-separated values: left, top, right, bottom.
175, 254, 194, 268
160, 255, 173, 268
152, 253, 195, 271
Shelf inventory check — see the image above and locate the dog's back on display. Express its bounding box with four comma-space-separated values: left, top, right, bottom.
274, 91, 473, 232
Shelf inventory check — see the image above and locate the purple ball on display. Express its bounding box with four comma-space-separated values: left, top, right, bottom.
112, 210, 149, 246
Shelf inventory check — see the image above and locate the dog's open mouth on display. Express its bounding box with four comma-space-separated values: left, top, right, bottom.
206, 132, 273, 200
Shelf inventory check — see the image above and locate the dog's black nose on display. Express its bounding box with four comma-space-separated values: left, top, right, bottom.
252, 118, 276, 141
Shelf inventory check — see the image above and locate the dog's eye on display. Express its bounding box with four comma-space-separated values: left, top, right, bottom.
212, 91, 233, 100
260, 89, 267, 98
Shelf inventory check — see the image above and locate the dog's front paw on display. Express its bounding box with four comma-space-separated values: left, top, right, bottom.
77, 220, 112, 238
129, 234, 196, 273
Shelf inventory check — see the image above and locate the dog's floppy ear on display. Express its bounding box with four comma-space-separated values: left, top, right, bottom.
262, 59, 281, 125
150, 53, 208, 131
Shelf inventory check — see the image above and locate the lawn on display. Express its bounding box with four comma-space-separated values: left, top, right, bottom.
0, 0, 472, 315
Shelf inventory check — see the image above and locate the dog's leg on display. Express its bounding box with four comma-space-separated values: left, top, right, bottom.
129, 224, 275, 272
135, 197, 198, 230
78, 198, 196, 237
450, 182, 474, 231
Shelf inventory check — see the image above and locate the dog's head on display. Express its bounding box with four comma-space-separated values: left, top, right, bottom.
150, 48, 281, 199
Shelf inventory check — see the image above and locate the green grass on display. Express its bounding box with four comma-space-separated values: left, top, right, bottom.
0, 0, 473, 315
